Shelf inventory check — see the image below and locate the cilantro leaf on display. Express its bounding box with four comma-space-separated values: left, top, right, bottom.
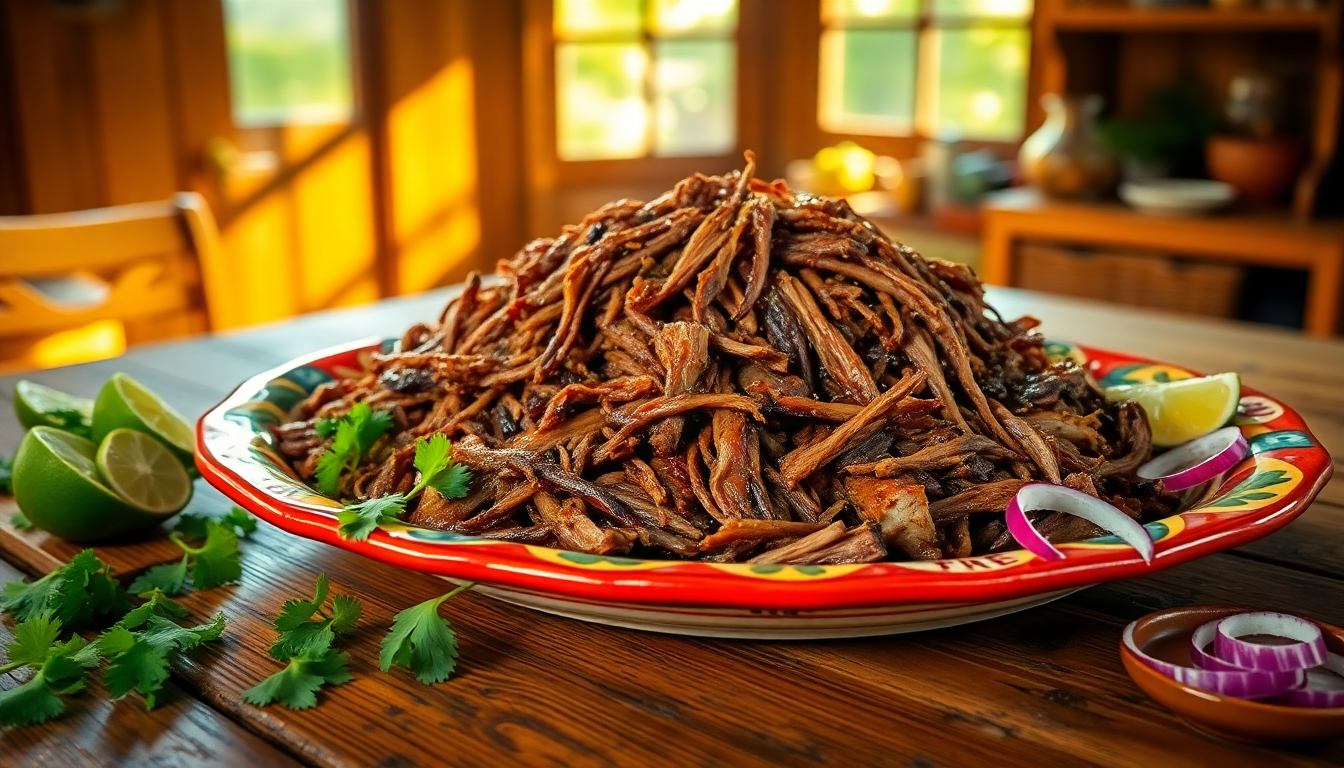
0, 676, 66, 727
0, 454, 11, 495
413, 433, 453, 481
128, 556, 188, 597
379, 584, 473, 685
274, 574, 330, 632
243, 633, 352, 710
428, 463, 473, 501
46, 407, 92, 438
412, 434, 471, 500
337, 494, 406, 542
1, 573, 63, 624
314, 450, 347, 498
102, 640, 171, 708
330, 595, 362, 634
0, 618, 100, 727
11, 512, 31, 531
5, 614, 62, 669
313, 403, 392, 498
117, 590, 189, 630
1, 550, 128, 627
270, 621, 335, 662
167, 522, 242, 591
172, 513, 210, 542
313, 417, 338, 438
222, 507, 258, 537
176, 508, 256, 544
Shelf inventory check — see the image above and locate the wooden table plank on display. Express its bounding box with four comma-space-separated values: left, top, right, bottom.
1, 287, 1342, 766
0, 560, 304, 768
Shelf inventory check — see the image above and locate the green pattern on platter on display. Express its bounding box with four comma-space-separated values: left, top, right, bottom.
1086, 521, 1168, 547
1098, 363, 1195, 388
556, 552, 643, 567
1249, 430, 1313, 455
748, 563, 829, 577
1043, 339, 1088, 367
1209, 469, 1293, 508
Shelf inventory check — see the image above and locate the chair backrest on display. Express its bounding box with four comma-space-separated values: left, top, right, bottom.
0, 193, 220, 356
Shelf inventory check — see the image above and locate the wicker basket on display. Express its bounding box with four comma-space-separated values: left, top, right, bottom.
1014, 243, 1245, 318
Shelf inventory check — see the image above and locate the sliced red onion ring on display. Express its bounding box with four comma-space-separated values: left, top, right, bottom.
1123, 620, 1306, 699
1006, 484, 1154, 564
1213, 611, 1328, 672
1189, 620, 1254, 672
1136, 426, 1248, 492
1275, 653, 1344, 708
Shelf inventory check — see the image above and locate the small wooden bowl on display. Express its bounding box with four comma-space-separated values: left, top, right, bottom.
1121, 605, 1344, 745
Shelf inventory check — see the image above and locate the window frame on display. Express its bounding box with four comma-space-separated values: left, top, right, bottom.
523, 0, 769, 189
810, 0, 1039, 156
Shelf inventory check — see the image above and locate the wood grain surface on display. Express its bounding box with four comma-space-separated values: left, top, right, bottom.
1, 288, 1341, 768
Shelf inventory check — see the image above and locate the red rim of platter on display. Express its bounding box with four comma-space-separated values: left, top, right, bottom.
197, 338, 1334, 612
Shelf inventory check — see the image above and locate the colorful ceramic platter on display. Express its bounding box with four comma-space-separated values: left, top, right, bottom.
198, 337, 1333, 639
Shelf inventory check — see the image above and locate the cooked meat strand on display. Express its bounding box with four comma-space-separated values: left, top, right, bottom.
845, 434, 1018, 477
778, 370, 927, 488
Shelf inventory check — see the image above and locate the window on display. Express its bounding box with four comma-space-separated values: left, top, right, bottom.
222, 0, 354, 127
553, 0, 739, 161
818, 0, 1031, 141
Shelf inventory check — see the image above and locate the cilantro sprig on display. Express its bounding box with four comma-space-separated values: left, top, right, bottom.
337, 434, 472, 542
129, 519, 243, 596
379, 583, 474, 684
269, 573, 362, 661
314, 403, 393, 497
242, 632, 352, 710
1, 550, 129, 627
244, 574, 362, 709
0, 615, 101, 727
173, 507, 257, 542
98, 613, 226, 710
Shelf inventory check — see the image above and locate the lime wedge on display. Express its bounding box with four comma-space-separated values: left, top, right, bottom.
95, 428, 193, 515
1104, 372, 1242, 448
92, 373, 195, 469
11, 427, 179, 542
13, 380, 94, 436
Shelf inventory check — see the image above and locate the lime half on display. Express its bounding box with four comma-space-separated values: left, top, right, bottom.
92, 373, 195, 469
95, 429, 193, 515
11, 427, 178, 542
1104, 372, 1242, 448
14, 380, 94, 436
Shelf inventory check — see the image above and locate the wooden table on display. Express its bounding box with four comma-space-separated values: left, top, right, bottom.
1, 288, 1342, 767
980, 188, 1344, 337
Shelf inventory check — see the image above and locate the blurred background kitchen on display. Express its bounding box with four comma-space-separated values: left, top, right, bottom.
0, 0, 1341, 373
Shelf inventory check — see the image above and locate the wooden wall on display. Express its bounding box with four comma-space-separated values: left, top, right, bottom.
0, 0, 520, 330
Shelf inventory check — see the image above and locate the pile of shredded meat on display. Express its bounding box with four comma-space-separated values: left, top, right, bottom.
274, 153, 1178, 564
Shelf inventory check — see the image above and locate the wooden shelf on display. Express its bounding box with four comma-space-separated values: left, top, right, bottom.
1052, 4, 1337, 32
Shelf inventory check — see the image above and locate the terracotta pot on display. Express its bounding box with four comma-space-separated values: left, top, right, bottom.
1205, 135, 1304, 206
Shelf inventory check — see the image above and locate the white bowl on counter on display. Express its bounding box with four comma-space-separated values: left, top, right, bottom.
1119, 179, 1236, 216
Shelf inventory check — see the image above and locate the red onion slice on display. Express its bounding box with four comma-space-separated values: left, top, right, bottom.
1213, 611, 1328, 672
1006, 484, 1154, 564
1136, 426, 1248, 492
1123, 620, 1306, 699
1275, 654, 1344, 708
1189, 620, 1254, 672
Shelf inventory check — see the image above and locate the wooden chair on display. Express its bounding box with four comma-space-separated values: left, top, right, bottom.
0, 193, 220, 372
